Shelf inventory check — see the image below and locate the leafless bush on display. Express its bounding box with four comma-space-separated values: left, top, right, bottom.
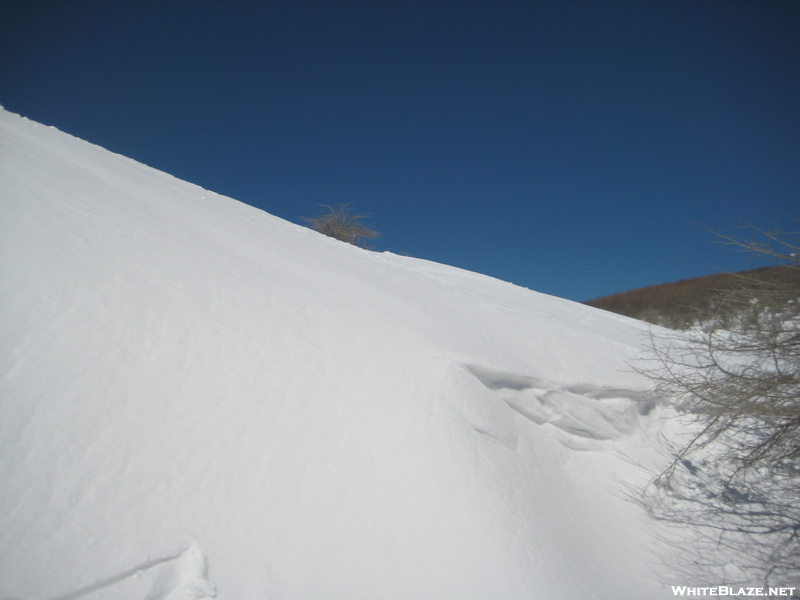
635, 218, 800, 590
303, 203, 380, 249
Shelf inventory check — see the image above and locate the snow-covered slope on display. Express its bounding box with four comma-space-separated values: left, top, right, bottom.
0, 108, 676, 599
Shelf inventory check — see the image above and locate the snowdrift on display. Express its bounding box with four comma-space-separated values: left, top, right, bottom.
0, 108, 677, 599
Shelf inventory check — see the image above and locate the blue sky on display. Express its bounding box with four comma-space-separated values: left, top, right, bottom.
1, 1, 798, 301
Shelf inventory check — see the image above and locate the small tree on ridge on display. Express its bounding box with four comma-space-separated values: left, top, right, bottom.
304, 203, 380, 249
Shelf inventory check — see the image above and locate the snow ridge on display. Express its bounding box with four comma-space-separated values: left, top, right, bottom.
0, 108, 679, 599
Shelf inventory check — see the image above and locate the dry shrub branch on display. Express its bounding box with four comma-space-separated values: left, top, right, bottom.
304, 203, 380, 249
636, 218, 800, 590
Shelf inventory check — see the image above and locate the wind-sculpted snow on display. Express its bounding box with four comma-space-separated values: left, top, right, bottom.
465, 364, 662, 451
0, 109, 681, 599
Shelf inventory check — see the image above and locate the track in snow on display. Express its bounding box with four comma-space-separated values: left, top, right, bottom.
22, 543, 216, 600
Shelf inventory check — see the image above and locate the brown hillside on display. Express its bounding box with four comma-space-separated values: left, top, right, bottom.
583, 266, 800, 329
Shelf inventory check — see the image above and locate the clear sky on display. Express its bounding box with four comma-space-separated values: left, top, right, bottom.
1, 1, 798, 301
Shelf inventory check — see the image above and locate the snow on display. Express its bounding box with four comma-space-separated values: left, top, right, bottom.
0, 108, 681, 599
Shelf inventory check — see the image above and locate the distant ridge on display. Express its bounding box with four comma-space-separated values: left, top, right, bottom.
583, 266, 800, 329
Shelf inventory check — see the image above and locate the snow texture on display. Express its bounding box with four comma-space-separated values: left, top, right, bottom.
0, 109, 680, 599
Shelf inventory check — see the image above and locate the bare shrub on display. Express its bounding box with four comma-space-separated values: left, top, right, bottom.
303, 203, 380, 249
635, 218, 800, 590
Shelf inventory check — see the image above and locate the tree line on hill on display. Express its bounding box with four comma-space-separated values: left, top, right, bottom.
584, 265, 800, 330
